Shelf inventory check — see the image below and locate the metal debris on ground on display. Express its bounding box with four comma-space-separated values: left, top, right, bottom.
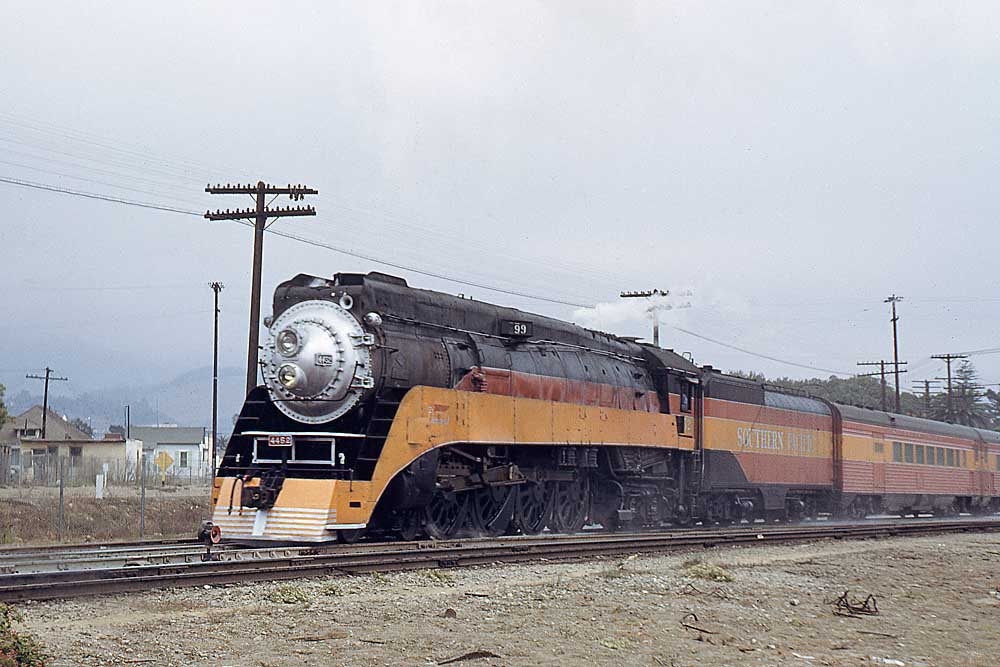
828, 590, 879, 617
677, 582, 731, 599
679, 612, 718, 635
437, 650, 501, 665
289, 630, 349, 641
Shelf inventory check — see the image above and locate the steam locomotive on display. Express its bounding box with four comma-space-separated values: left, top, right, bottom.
205, 271, 1000, 543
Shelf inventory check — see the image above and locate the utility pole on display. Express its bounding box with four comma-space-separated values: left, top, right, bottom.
857, 360, 907, 412
209, 281, 224, 477
885, 295, 904, 412
205, 182, 318, 395
931, 353, 968, 420
620, 289, 672, 347
25, 367, 68, 438
911, 379, 941, 418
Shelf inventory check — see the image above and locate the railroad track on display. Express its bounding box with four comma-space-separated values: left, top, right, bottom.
2, 517, 998, 602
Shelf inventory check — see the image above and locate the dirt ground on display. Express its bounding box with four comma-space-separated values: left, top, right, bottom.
14, 531, 1000, 667
0, 486, 211, 543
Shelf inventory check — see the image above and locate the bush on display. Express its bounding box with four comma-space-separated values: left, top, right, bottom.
0, 605, 49, 667
266, 584, 311, 604
684, 561, 735, 582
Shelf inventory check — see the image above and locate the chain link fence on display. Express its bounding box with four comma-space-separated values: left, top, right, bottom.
0, 447, 213, 544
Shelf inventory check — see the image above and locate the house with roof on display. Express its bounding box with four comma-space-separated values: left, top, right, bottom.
0, 406, 128, 482
130, 425, 207, 476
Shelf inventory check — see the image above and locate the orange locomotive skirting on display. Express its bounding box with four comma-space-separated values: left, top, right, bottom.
211, 385, 689, 534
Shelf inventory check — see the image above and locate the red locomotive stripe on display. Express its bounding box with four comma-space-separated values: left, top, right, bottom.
732, 452, 832, 486
702, 398, 832, 431
454, 367, 662, 413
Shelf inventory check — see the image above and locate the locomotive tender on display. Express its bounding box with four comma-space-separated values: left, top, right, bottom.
207, 271, 1000, 542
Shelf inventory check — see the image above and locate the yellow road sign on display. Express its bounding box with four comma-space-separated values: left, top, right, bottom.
154, 451, 174, 472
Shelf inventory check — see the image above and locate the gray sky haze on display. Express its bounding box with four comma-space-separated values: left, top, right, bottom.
2, 2, 999, 422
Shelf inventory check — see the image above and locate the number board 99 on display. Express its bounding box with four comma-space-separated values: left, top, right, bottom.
500, 320, 533, 337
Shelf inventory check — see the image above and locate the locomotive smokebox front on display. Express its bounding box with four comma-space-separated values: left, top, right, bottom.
262, 298, 376, 424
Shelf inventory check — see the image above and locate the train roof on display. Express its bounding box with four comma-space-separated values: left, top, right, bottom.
700, 370, 832, 415
835, 403, 1000, 444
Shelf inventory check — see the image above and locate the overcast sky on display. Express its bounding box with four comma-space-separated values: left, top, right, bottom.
2, 2, 999, 412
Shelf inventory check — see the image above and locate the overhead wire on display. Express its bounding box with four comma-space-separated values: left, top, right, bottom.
671, 325, 854, 376
0, 172, 927, 379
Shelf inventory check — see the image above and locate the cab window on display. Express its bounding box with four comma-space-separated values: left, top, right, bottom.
680, 384, 692, 413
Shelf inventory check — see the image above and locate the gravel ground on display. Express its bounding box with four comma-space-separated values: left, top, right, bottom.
14, 531, 1000, 666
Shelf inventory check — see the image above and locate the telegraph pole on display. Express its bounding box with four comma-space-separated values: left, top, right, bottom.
25, 368, 68, 438
205, 182, 317, 395
857, 360, 907, 412
209, 281, 224, 477
911, 379, 941, 418
620, 289, 671, 347
931, 353, 969, 420
885, 295, 904, 411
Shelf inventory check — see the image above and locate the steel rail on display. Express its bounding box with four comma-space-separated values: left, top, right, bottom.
0, 537, 199, 556
1, 518, 998, 602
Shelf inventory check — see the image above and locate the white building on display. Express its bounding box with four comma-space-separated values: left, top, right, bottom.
130, 425, 207, 476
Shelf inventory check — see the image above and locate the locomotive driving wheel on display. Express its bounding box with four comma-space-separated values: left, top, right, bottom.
513, 481, 551, 535
396, 508, 422, 541
423, 490, 469, 540
470, 485, 515, 537
549, 477, 590, 534
338, 527, 366, 543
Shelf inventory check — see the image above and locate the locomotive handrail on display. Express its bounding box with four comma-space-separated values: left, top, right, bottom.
241, 431, 364, 438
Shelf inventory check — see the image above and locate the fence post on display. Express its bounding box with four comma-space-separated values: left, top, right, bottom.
58, 457, 65, 542
139, 454, 146, 538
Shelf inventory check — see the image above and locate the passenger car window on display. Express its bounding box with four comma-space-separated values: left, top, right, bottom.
893, 442, 902, 462
904, 443, 914, 463
915, 446, 924, 465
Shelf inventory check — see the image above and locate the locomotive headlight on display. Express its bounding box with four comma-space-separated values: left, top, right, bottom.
277, 363, 302, 389
276, 329, 300, 356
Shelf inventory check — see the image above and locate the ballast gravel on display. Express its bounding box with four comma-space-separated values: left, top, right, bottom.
15, 531, 1000, 667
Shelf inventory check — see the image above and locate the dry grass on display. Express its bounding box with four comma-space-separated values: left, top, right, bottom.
682, 558, 736, 582
266, 584, 311, 605
0, 495, 211, 544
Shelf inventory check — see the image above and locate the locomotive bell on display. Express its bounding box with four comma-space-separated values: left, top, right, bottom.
262, 299, 376, 424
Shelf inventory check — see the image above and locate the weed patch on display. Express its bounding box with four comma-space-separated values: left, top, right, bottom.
0, 604, 49, 666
